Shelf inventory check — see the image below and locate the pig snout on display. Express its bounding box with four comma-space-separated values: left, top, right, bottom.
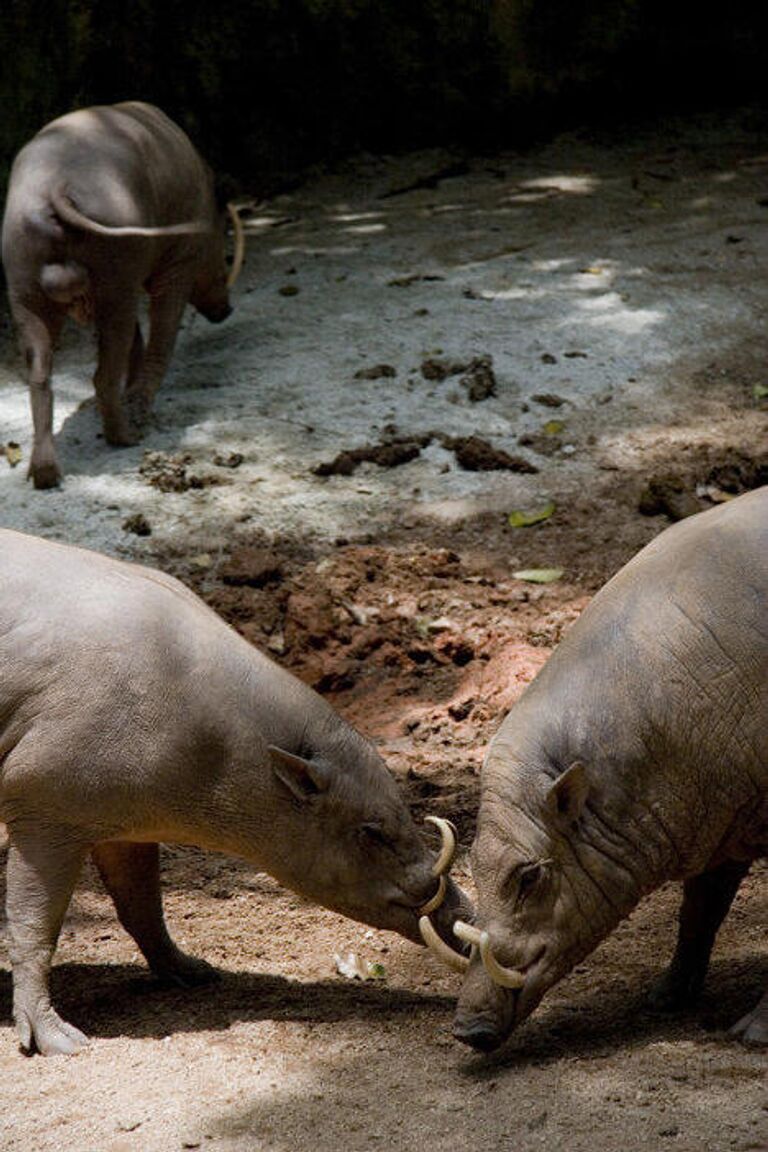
453, 961, 516, 1052
199, 299, 232, 324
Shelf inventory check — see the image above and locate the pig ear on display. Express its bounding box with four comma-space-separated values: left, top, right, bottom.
269, 745, 332, 802
546, 761, 589, 828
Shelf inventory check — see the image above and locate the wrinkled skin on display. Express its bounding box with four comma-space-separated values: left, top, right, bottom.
454, 488, 768, 1052
1, 102, 232, 489
0, 530, 471, 1056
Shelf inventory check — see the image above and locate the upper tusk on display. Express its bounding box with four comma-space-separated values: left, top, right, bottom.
424, 815, 457, 878
454, 919, 483, 947
226, 202, 246, 288
419, 915, 469, 973
418, 874, 447, 916
453, 920, 526, 990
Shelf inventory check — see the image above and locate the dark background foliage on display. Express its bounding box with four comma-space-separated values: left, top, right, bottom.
1, 1, 767, 191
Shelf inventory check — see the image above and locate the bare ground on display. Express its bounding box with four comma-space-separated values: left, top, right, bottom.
0, 108, 767, 1150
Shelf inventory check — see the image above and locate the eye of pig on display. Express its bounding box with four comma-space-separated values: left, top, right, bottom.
359, 822, 390, 849
502, 860, 546, 904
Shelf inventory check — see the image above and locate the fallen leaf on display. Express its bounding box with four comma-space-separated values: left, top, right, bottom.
507, 501, 555, 528
5, 442, 22, 468
753, 384, 768, 400
542, 420, 565, 435
513, 568, 564, 584
334, 952, 386, 981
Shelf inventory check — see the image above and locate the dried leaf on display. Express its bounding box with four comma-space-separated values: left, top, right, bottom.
542, 420, 565, 435
513, 568, 564, 584
5, 442, 22, 468
507, 501, 555, 528
334, 952, 386, 981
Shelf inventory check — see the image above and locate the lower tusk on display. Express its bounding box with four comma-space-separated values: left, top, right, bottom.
453, 920, 526, 990
418, 874, 446, 916
419, 915, 470, 973
226, 202, 246, 288
425, 815, 457, 877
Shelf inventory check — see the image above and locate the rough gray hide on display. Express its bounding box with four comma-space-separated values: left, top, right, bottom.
453, 487, 767, 1051
1, 102, 232, 489
0, 530, 471, 1055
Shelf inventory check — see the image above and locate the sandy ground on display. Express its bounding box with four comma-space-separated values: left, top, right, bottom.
0, 108, 767, 1150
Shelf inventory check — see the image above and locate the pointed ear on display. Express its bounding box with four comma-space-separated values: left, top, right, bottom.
269, 745, 332, 802
546, 761, 589, 828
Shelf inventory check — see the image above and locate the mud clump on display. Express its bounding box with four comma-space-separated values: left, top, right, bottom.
444, 435, 538, 473
531, 392, 566, 407
313, 434, 431, 476
220, 547, 284, 588
122, 513, 151, 536
354, 364, 397, 381
461, 356, 497, 403
638, 448, 768, 520
420, 357, 468, 382
140, 451, 220, 493
638, 475, 703, 520
419, 354, 497, 402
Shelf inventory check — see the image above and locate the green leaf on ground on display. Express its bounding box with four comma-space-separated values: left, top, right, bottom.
513, 568, 564, 584
507, 501, 555, 528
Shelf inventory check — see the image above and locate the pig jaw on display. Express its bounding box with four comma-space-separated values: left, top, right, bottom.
453, 962, 519, 1051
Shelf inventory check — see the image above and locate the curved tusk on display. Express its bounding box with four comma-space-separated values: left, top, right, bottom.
418, 874, 446, 916
419, 915, 470, 973
424, 815, 457, 878
226, 202, 246, 289
453, 920, 526, 990
453, 919, 483, 947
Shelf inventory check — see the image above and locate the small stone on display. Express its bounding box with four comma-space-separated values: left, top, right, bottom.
531, 392, 565, 407
354, 364, 397, 380
278, 284, 300, 296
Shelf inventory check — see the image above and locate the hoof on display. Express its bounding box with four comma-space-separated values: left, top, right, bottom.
18, 1007, 88, 1056
29, 462, 62, 490
730, 1002, 768, 1046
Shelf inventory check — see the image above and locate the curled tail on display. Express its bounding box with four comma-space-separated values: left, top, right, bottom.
51, 188, 210, 238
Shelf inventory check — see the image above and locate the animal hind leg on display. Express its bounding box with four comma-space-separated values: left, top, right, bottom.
6, 826, 90, 1054
649, 859, 750, 1010
14, 302, 64, 488
126, 288, 187, 429
92, 294, 141, 446
91, 841, 218, 986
